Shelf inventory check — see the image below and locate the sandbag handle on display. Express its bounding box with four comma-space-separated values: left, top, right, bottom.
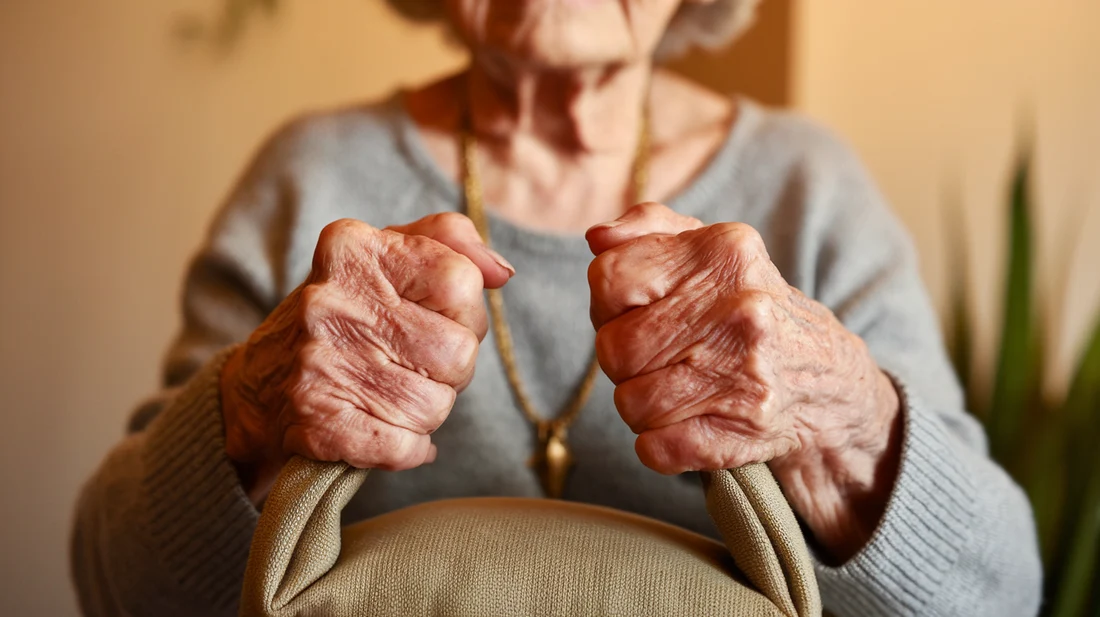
240, 458, 821, 617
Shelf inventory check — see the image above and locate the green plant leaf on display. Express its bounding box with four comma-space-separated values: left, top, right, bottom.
1050, 445, 1100, 617
1091, 540, 1100, 616
948, 292, 977, 414
1064, 313, 1100, 435
1046, 313, 1100, 607
1022, 415, 1067, 571
1060, 313, 1100, 534
1023, 281, 1058, 571
988, 151, 1038, 464
943, 178, 980, 416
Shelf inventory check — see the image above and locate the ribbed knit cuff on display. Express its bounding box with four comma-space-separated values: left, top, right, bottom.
814, 377, 978, 616
141, 345, 259, 610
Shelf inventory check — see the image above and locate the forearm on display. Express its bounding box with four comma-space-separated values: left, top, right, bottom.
767, 348, 1040, 615
771, 366, 903, 562
221, 344, 284, 506
71, 349, 258, 617
751, 109, 1043, 614
811, 382, 1042, 616
758, 290, 906, 562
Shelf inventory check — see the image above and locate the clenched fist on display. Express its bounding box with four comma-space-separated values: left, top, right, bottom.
586, 203, 902, 560
221, 214, 514, 504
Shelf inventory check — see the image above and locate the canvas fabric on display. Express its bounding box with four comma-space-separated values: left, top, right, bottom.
239, 457, 822, 617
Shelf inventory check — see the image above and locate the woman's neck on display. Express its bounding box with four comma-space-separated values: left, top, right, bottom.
464, 54, 652, 158
404, 61, 734, 234
459, 55, 652, 231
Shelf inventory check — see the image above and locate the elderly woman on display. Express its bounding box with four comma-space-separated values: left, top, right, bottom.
72, 1, 1041, 615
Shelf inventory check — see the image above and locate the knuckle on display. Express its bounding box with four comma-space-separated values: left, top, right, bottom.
315, 219, 377, 274
587, 254, 615, 300
286, 386, 311, 418
286, 360, 321, 412
590, 249, 644, 307
700, 449, 726, 471
318, 218, 369, 247
744, 403, 773, 433
286, 412, 345, 462
594, 326, 625, 381
383, 431, 423, 468
632, 201, 665, 217
689, 424, 726, 469
298, 284, 336, 337
730, 290, 774, 336
426, 387, 457, 428
431, 211, 476, 233
294, 339, 328, 373
286, 389, 311, 420
298, 282, 329, 309
446, 255, 484, 289
378, 227, 410, 248
299, 428, 334, 460
756, 384, 781, 419
388, 376, 453, 433
612, 382, 630, 410
612, 386, 642, 432
433, 255, 484, 305
635, 434, 675, 474
594, 325, 613, 362
738, 223, 766, 248
710, 222, 766, 256
723, 380, 775, 433
450, 328, 480, 377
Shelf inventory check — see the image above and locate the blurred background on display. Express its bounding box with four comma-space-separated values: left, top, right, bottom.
1, 1, 1098, 615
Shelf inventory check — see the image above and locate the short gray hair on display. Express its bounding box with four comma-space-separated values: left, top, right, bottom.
385, 0, 761, 61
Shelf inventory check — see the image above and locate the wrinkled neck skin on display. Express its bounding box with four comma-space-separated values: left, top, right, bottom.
406, 50, 656, 233
464, 52, 652, 160
466, 51, 653, 231
405, 44, 735, 233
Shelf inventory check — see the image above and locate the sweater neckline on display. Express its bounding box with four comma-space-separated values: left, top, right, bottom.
389, 92, 758, 257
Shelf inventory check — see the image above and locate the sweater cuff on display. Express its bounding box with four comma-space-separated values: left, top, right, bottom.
140, 345, 259, 609
813, 377, 978, 615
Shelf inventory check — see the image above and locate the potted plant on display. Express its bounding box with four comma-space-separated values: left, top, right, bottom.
947, 150, 1100, 616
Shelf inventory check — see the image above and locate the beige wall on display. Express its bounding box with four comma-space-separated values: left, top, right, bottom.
668, 0, 792, 105
0, 2, 464, 615
1, 1, 1097, 615
794, 0, 1100, 393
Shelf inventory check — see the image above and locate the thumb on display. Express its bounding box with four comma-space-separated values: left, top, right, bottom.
585, 202, 705, 256
387, 212, 514, 289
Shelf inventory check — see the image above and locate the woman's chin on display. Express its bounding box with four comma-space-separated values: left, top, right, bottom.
457, 0, 672, 69
510, 0, 616, 7
492, 30, 646, 70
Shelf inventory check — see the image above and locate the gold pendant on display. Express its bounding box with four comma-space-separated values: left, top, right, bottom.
528, 422, 574, 499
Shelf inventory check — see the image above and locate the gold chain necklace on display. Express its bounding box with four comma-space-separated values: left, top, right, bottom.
460, 114, 650, 499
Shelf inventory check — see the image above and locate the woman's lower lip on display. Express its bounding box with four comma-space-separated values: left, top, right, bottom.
558, 0, 612, 7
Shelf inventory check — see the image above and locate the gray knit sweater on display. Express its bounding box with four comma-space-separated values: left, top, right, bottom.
71, 95, 1042, 616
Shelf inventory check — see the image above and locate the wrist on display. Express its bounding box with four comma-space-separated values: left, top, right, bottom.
220, 346, 282, 504
772, 366, 903, 563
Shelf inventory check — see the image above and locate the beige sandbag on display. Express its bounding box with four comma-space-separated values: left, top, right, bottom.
240, 458, 821, 617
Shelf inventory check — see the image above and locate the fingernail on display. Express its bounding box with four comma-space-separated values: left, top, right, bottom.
486, 248, 515, 276
588, 220, 625, 233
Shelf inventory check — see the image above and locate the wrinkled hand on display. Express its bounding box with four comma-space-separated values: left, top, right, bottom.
586, 203, 902, 560
221, 214, 514, 504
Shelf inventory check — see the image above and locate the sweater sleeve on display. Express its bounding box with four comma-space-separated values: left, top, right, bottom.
71, 122, 302, 617
793, 131, 1044, 616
